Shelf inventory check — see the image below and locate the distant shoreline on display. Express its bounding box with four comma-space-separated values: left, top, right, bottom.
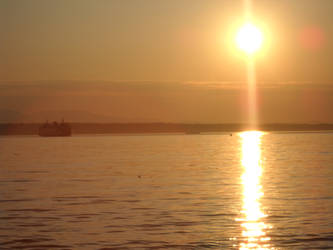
1, 123, 333, 136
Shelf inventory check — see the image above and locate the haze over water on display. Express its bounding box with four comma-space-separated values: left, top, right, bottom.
1, 132, 332, 249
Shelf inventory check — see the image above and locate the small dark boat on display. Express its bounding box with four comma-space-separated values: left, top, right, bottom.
39, 120, 71, 137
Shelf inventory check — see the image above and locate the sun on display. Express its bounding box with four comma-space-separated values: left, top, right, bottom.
236, 23, 263, 54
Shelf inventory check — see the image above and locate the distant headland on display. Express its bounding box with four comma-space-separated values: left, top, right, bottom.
0, 123, 333, 136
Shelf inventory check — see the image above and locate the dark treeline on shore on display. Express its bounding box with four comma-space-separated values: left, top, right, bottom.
1, 123, 333, 135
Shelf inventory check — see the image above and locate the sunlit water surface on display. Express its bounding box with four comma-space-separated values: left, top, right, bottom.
0, 132, 332, 249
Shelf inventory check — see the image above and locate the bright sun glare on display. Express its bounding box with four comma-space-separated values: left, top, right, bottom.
236, 23, 263, 54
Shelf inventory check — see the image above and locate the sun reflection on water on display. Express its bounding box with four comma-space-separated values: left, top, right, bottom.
237, 131, 272, 249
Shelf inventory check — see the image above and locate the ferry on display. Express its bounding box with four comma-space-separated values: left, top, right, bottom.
38, 120, 71, 137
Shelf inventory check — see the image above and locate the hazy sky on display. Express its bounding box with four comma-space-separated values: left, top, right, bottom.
1, 0, 333, 123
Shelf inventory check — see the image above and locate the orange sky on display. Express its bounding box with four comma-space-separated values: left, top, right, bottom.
1, 0, 333, 123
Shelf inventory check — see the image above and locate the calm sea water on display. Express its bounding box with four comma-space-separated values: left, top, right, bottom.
0, 132, 332, 249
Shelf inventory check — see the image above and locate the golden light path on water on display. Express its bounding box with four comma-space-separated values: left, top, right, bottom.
237, 131, 272, 249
